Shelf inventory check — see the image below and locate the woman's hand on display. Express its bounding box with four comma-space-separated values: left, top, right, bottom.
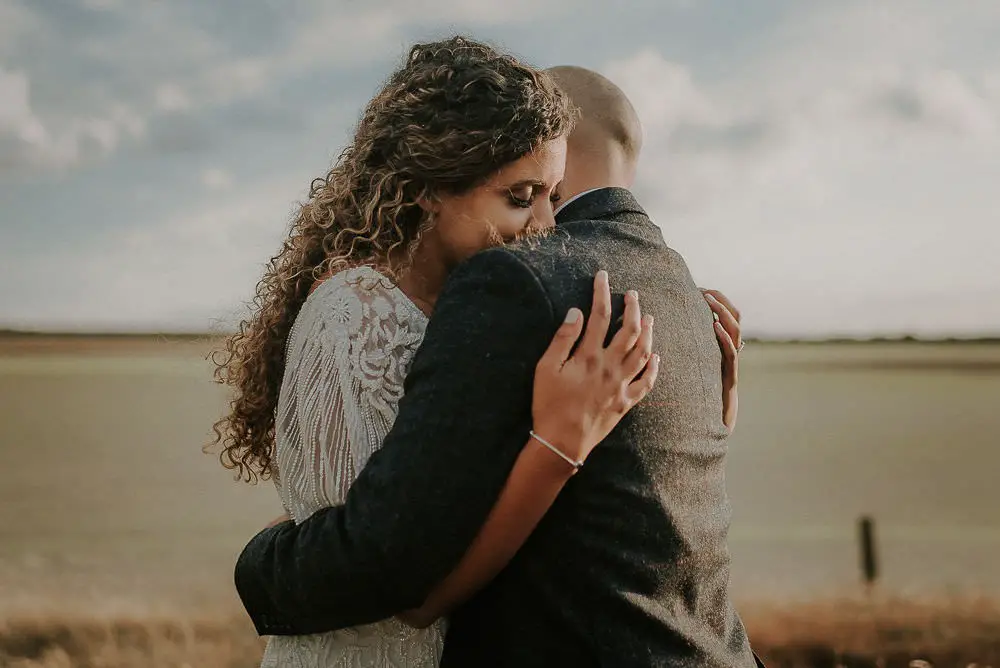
531, 270, 659, 468
702, 289, 742, 433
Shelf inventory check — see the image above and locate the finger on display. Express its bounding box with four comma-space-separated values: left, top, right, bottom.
705, 293, 741, 348
578, 270, 613, 357
625, 353, 660, 404
621, 313, 654, 380
538, 307, 585, 368
723, 393, 738, 435
608, 289, 641, 358
714, 320, 738, 385
703, 289, 741, 323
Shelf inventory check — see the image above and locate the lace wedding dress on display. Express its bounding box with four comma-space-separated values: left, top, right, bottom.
259, 266, 446, 667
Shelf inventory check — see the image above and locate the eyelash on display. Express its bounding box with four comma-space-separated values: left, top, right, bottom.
508, 191, 562, 209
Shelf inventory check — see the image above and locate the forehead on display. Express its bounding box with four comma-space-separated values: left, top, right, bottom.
488, 137, 567, 185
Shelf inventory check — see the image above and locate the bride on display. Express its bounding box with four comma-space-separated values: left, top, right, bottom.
210, 36, 741, 667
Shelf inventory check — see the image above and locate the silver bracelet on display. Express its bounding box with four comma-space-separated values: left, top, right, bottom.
529, 430, 584, 472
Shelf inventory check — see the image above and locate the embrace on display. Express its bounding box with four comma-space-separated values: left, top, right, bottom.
212, 36, 764, 667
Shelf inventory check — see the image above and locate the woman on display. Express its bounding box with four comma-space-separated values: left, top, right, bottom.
211, 37, 741, 667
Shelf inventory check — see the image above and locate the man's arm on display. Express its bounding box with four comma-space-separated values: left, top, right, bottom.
235, 248, 557, 636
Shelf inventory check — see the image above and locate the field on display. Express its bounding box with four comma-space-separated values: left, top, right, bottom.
1, 335, 998, 667
2, 597, 999, 667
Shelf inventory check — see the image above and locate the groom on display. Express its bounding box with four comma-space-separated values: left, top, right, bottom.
236, 66, 759, 667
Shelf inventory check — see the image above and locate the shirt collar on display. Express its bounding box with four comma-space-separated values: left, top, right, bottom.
553, 187, 608, 216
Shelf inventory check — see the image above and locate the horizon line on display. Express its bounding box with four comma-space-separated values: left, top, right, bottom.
2, 328, 998, 344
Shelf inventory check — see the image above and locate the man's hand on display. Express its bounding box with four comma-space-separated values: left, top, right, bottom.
701, 289, 742, 433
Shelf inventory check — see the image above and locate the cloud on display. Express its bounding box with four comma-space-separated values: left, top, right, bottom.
0, 0, 585, 174
0, 0, 39, 57
0, 66, 146, 170
153, 83, 193, 113
2, 0, 998, 335
193, 0, 581, 104
602, 6, 1000, 336
0, 175, 306, 332
201, 168, 234, 191
869, 68, 998, 138
4, 0, 581, 326
80, 0, 121, 9
0, 68, 46, 144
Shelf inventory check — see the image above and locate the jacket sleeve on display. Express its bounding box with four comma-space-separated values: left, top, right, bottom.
234, 248, 558, 635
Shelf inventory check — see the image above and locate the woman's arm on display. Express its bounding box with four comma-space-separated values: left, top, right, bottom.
396, 435, 575, 628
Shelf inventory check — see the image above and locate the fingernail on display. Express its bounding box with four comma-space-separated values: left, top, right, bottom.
627, 290, 638, 302
645, 314, 654, 327
597, 270, 608, 283
705, 293, 717, 303
565, 308, 582, 324
653, 354, 660, 364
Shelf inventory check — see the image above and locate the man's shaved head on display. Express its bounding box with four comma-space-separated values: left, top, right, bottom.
547, 66, 643, 201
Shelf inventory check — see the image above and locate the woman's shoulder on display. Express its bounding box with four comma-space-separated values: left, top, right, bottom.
300, 265, 427, 341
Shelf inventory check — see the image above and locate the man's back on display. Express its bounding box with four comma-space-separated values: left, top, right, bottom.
442, 188, 756, 667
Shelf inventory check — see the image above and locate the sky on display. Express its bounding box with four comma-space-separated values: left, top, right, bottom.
1, 0, 997, 338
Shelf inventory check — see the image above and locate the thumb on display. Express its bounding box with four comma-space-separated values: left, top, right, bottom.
540, 308, 584, 367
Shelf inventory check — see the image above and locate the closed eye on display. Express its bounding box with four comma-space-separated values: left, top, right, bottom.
508, 182, 561, 209
508, 191, 533, 208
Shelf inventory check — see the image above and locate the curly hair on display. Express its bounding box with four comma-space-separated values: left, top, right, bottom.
209, 36, 576, 483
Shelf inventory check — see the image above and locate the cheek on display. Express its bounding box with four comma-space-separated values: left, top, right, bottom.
487, 204, 535, 239
436, 198, 530, 259
433, 206, 492, 262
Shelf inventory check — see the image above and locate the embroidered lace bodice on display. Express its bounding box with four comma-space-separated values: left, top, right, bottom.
259, 266, 445, 668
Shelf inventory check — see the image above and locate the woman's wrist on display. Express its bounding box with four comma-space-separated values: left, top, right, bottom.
528, 427, 586, 474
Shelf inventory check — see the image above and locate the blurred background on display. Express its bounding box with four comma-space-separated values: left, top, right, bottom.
2, 1, 998, 666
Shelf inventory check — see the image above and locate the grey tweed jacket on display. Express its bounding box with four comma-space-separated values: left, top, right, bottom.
235, 188, 759, 667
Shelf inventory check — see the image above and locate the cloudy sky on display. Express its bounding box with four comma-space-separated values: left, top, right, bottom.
1, 0, 997, 337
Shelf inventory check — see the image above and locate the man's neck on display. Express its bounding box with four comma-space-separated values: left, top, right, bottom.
554, 187, 607, 215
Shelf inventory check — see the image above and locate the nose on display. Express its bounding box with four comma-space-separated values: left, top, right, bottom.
533, 200, 557, 230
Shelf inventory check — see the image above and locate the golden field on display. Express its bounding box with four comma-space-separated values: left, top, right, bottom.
2, 597, 999, 667
2, 335, 998, 667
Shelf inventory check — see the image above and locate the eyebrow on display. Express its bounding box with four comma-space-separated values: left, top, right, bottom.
502, 179, 548, 191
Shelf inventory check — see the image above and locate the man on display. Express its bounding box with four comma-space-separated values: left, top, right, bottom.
236, 66, 758, 666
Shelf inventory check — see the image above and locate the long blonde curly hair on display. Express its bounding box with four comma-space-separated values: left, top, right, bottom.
209, 36, 575, 482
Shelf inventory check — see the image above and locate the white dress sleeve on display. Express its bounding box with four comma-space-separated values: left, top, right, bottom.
273, 266, 428, 521
262, 267, 443, 668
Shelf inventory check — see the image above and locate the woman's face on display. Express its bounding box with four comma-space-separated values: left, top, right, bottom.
424, 136, 567, 269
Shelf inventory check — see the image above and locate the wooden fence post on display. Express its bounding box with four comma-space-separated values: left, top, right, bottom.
859, 515, 878, 591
